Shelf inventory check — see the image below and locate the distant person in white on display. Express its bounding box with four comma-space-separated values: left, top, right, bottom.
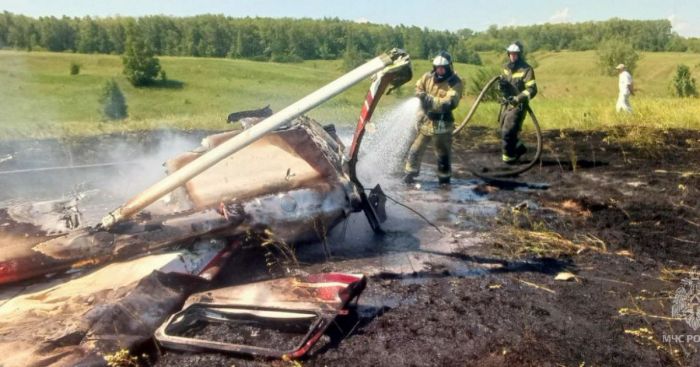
615, 64, 633, 113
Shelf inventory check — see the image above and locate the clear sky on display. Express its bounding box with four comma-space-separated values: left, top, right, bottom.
2, 0, 699, 37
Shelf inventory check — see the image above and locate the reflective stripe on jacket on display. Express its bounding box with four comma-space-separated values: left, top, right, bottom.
502, 61, 537, 102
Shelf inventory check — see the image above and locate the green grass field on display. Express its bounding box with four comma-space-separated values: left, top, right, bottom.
1, 49, 699, 139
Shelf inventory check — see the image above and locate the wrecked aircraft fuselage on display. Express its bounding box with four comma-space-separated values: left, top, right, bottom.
0, 117, 357, 284
0, 49, 412, 285
0, 49, 412, 366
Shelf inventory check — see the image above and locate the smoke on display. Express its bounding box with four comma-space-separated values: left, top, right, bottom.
99, 131, 201, 198
0, 131, 202, 224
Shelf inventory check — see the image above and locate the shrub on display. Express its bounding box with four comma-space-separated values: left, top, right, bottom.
99, 79, 128, 120
467, 67, 502, 102
122, 30, 162, 87
597, 39, 639, 76
671, 64, 697, 98
69, 62, 81, 75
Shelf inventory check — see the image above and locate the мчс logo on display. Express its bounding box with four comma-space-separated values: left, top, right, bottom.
672, 273, 700, 330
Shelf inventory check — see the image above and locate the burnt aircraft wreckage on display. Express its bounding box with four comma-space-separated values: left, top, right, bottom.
0, 49, 412, 365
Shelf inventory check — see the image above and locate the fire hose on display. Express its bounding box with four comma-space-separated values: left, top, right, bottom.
453, 76, 543, 179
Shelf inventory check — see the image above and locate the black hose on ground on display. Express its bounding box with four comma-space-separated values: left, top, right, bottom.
453, 76, 543, 179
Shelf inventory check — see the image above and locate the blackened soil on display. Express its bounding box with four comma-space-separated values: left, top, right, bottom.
156, 126, 700, 367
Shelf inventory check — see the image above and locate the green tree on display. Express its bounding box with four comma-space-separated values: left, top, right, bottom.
597, 38, 640, 76
103, 18, 127, 54
342, 29, 365, 71
77, 17, 100, 53
671, 64, 697, 97
453, 40, 482, 65
403, 26, 427, 59
99, 79, 127, 120
37, 16, 76, 52
122, 26, 162, 86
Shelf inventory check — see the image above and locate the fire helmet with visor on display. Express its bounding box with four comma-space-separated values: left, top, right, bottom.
432, 50, 453, 82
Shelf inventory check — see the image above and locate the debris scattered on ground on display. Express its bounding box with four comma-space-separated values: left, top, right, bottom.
554, 271, 577, 281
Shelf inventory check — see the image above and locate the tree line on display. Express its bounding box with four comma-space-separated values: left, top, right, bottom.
1, 11, 698, 64
465, 19, 697, 53
0, 12, 481, 64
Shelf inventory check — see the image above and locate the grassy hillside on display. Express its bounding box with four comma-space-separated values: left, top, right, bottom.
470, 51, 700, 132
1, 50, 699, 139
0, 51, 390, 138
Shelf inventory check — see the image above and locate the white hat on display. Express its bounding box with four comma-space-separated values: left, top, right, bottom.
615, 64, 625, 70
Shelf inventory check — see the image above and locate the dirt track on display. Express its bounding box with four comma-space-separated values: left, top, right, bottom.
156, 127, 700, 366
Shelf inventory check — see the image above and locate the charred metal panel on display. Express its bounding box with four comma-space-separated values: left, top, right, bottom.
155, 273, 367, 359
166, 120, 345, 210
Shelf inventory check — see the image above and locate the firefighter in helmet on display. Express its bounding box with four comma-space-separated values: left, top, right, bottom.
403, 50, 464, 185
500, 41, 537, 164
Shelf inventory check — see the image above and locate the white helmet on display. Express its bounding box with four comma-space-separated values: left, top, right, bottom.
432, 55, 450, 67
432, 51, 453, 81
506, 43, 521, 53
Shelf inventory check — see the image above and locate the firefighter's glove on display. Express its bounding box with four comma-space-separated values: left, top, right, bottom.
507, 96, 522, 106
498, 78, 510, 92
417, 92, 434, 110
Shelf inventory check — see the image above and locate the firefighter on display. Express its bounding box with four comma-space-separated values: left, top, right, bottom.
403, 50, 464, 185
500, 41, 537, 164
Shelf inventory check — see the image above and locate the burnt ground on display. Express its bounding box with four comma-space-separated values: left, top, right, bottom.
2, 126, 699, 366
155, 127, 700, 367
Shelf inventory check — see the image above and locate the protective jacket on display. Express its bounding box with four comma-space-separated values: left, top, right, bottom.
501, 59, 537, 103
415, 71, 464, 135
